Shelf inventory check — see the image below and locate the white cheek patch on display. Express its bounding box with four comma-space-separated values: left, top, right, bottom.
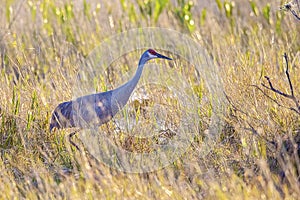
148, 52, 157, 58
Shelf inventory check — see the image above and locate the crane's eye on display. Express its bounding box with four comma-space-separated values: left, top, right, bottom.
148, 49, 157, 55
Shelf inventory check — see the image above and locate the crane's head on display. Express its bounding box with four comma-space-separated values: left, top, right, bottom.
139, 49, 172, 65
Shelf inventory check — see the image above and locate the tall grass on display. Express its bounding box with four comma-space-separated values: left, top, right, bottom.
0, 0, 299, 199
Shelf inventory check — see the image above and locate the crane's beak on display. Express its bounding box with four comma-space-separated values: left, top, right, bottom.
157, 53, 172, 60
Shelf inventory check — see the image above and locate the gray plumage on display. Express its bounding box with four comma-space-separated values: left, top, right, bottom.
49, 91, 114, 131
49, 49, 172, 149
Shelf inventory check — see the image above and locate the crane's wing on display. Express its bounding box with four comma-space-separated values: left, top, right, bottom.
73, 92, 114, 127
50, 91, 115, 131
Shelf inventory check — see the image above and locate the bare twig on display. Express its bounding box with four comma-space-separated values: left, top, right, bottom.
280, 0, 300, 20
251, 85, 292, 110
261, 53, 300, 114
284, 53, 294, 97
262, 76, 291, 98
291, 9, 300, 20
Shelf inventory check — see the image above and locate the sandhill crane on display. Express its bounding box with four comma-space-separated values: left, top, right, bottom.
50, 49, 172, 150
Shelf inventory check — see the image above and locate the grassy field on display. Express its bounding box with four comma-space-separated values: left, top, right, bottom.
0, 0, 300, 199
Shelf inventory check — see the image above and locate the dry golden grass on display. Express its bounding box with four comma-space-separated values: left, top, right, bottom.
0, 0, 299, 199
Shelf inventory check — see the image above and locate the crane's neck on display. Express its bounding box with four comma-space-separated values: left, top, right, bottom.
110, 62, 145, 115
121, 63, 144, 95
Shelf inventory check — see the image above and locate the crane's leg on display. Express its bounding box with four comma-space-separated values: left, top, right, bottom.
69, 130, 80, 151
111, 118, 121, 133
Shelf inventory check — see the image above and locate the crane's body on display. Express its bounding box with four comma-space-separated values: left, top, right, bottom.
49, 91, 114, 130
49, 49, 172, 149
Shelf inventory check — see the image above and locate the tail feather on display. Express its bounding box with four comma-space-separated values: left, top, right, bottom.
49, 101, 74, 132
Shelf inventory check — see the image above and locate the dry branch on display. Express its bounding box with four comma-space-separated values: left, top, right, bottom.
280, 0, 300, 20
261, 53, 300, 115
